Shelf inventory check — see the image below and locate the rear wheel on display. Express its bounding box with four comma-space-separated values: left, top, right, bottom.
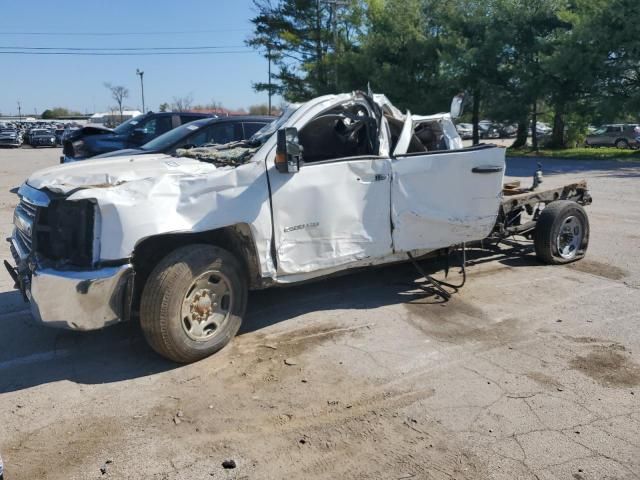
615, 139, 630, 149
140, 244, 248, 363
534, 200, 589, 265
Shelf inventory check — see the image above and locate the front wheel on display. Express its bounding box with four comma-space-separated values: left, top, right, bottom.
140, 244, 248, 363
534, 200, 589, 265
615, 139, 630, 149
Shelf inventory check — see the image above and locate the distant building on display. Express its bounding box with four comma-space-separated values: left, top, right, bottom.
89, 110, 142, 127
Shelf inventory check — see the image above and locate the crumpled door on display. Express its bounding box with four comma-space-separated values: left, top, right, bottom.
268, 157, 393, 276
391, 115, 505, 252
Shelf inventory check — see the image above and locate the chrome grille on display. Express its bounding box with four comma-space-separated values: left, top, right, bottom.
17, 197, 38, 219
12, 184, 51, 261
16, 227, 33, 251
13, 197, 39, 256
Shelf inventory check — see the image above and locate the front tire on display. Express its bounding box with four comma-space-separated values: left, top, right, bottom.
615, 139, 630, 149
534, 200, 589, 265
140, 244, 248, 363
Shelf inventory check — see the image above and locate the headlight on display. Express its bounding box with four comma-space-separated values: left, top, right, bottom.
36, 199, 96, 267
50, 137, 55, 142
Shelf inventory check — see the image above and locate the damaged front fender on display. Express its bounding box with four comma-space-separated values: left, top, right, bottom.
64, 159, 275, 279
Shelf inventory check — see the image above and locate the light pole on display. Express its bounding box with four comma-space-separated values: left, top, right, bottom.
17, 100, 22, 121
136, 69, 145, 113
267, 45, 273, 116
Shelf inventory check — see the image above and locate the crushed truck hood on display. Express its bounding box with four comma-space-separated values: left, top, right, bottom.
26, 153, 222, 194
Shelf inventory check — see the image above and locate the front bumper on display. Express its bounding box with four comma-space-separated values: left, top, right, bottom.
31, 140, 56, 147
6, 238, 133, 331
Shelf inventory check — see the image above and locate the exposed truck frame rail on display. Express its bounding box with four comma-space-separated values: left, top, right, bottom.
492, 180, 592, 239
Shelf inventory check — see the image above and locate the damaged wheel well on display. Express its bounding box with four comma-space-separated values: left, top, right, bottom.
131, 224, 263, 314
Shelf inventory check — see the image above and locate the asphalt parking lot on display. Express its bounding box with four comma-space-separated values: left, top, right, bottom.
0, 146, 639, 480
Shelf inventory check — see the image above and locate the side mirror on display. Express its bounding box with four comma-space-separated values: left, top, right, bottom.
275, 127, 302, 173
450, 93, 465, 119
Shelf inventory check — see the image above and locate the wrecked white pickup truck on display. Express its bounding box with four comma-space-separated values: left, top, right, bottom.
5, 92, 592, 363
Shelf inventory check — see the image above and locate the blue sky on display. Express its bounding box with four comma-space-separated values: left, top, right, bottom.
0, 0, 275, 115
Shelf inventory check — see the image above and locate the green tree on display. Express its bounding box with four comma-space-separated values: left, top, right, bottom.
248, 0, 332, 100
336, 0, 448, 113
248, 0, 365, 101
249, 0, 640, 149
432, 0, 535, 144
537, 1, 601, 147
41, 107, 82, 119
494, 0, 571, 148
585, 0, 640, 119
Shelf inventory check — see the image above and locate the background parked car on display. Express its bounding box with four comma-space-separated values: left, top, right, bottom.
54, 127, 65, 145
92, 116, 274, 160
28, 129, 57, 148
478, 120, 500, 139
535, 122, 552, 136
497, 123, 518, 138
62, 111, 212, 162
0, 127, 23, 148
455, 122, 473, 139
585, 124, 640, 149
455, 121, 515, 140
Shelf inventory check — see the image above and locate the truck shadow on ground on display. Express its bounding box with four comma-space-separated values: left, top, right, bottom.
240, 245, 540, 335
0, 245, 541, 394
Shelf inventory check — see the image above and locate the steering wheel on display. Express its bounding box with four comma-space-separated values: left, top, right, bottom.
335, 117, 366, 144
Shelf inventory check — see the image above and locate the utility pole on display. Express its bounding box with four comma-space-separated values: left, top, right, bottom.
320, 0, 348, 90
267, 45, 272, 116
136, 69, 146, 113
17, 100, 22, 121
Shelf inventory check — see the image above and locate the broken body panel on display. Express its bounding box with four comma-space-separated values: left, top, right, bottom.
8, 92, 512, 331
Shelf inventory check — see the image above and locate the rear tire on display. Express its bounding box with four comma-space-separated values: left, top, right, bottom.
140, 244, 248, 363
534, 200, 589, 265
615, 139, 630, 149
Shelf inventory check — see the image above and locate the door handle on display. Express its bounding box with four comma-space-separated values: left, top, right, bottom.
356, 174, 388, 184
472, 166, 503, 174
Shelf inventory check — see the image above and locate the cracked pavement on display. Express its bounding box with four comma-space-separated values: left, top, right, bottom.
0, 148, 638, 479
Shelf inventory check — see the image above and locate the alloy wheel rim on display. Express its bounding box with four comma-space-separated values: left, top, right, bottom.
557, 215, 583, 260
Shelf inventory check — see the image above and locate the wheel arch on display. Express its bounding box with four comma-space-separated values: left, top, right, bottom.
132, 224, 265, 307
